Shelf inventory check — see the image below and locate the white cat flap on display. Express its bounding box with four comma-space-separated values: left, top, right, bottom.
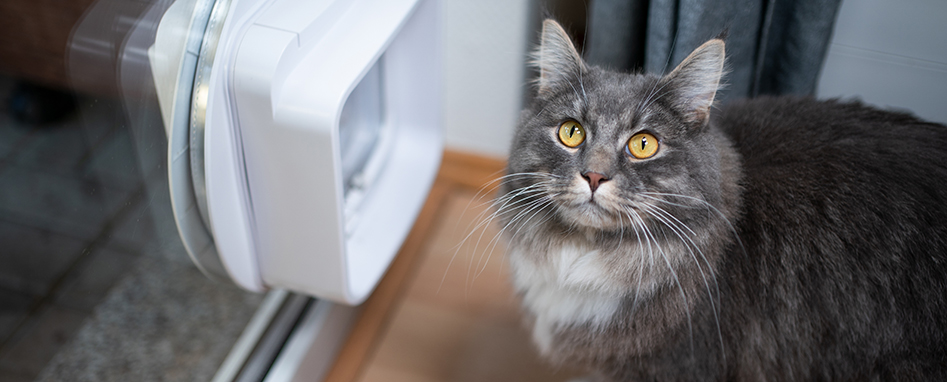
150, 0, 442, 304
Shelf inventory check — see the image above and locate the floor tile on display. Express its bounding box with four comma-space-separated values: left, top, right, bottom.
0, 288, 35, 343
82, 126, 142, 192
119, 100, 166, 178
36, 257, 264, 382
0, 115, 33, 163
12, 119, 91, 175
0, 165, 128, 240
76, 97, 122, 149
139, 173, 191, 264
0, 305, 86, 381
0, 220, 87, 296
104, 198, 160, 256
53, 247, 139, 312
96, 171, 187, 264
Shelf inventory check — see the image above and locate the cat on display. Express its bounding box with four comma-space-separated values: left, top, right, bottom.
498, 19, 947, 381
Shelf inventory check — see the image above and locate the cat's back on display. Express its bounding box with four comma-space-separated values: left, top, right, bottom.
718, 96, 947, 171
717, 96, 947, 222
715, 96, 947, 378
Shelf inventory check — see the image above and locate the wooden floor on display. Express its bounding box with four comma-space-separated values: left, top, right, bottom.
324, 151, 583, 382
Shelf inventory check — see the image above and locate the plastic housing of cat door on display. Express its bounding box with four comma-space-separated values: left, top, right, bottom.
149, 0, 442, 304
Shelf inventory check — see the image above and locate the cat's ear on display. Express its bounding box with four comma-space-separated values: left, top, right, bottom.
534, 19, 586, 95
662, 39, 726, 126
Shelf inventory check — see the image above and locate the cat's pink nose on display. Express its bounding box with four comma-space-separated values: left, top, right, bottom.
582, 171, 609, 192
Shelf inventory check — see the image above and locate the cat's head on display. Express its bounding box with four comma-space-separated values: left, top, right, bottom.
505, 20, 734, 234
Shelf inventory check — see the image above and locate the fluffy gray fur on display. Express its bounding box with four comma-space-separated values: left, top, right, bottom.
499, 19, 947, 381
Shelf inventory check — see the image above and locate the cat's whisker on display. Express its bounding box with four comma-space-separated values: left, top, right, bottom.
639, 195, 740, 358
576, 71, 588, 103
626, 205, 696, 354
639, 202, 714, 281
503, 194, 559, 243
639, 194, 738, 318
473, 194, 554, 280
641, 202, 722, 301
634, 75, 660, 117
616, 206, 626, 252
494, 201, 561, 282
660, 31, 679, 74
637, 80, 662, 114
639, 203, 713, 295
476, 196, 559, 280
637, 193, 701, 209
481, 172, 563, 195
452, 185, 550, 258
464, 186, 554, 284
486, 180, 556, 216
636, 75, 673, 118
624, 206, 653, 315
487, 188, 548, 217
624, 208, 645, 269
642, 202, 720, 297
639, 80, 675, 115
639, 203, 726, 357
641, 192, 747, 258
480, 193, 559, 271
466, 170, 534, 203
566, 80, 582, 103
486, 184, 558, 226
478, 173, 562, 207
452, 173, 561, 251
463, 173, 567, 284
440, 181, 557, 294
535, 106, 547, 119
463, 189, 552, 289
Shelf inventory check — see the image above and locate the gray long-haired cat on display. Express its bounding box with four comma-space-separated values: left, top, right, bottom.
499, 19, 947, 381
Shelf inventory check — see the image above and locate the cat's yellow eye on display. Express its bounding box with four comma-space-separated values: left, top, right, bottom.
627, 132, 659, 159
558, 120, 585, 148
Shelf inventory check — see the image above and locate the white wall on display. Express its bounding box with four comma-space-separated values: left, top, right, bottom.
817, 0, 947, 124
441, 0, 531, 158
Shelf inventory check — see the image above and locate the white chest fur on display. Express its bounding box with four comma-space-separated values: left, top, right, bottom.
509, 242, 624, 354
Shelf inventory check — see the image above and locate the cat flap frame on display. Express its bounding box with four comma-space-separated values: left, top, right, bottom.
152, 0, 442, 304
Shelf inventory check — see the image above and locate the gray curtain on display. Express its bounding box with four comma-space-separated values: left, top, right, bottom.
584, 0, 842, 103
